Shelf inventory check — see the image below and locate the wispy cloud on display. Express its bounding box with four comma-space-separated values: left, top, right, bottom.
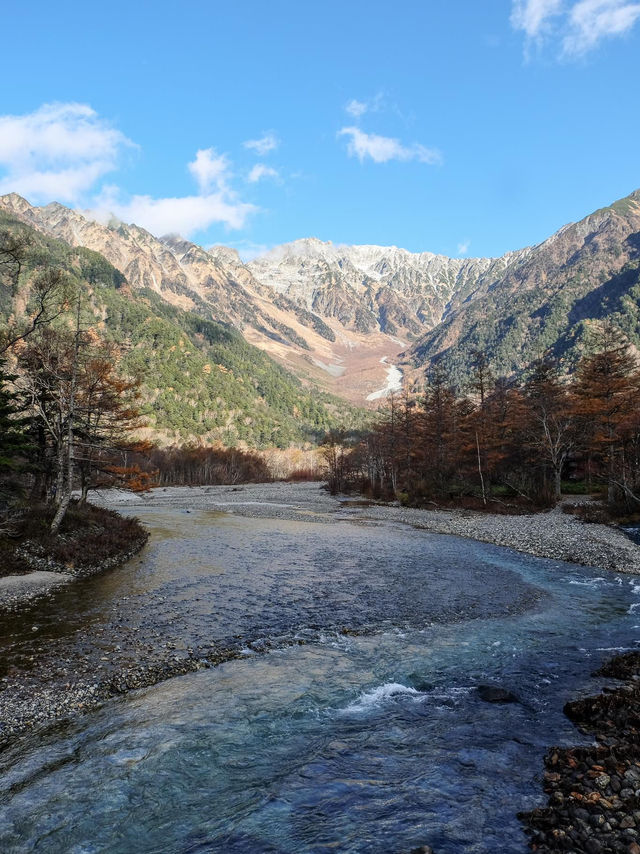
511, 0, 640, 54
345, 99, 368, 118
243, 133, 279, 156
457, 240, 471, 256
563, 0, 640, 54
338, 127, 442, 165
95, 188, 256, 236
0, 102, 134, 202
344, 93, 384, 119
247, 163, 279, 183
222, 239, 273, 262
511, 0, 564, 39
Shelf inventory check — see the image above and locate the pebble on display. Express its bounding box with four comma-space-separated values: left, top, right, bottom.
519, 651, 640, 852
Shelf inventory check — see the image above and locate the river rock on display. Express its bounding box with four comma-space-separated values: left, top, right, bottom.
476, 684, 519, 703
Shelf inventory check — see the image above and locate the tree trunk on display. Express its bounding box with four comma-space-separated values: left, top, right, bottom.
554, 465, 562, 502
50, 294, 81, 534
476, 431, 486, 506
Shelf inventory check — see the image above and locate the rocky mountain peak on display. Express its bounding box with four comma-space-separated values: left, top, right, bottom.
207, 245, 243, 267
2, 188, 639, 406
0, 193, 32, 215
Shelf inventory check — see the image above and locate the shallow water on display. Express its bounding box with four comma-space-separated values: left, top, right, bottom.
1, 506, 639, 853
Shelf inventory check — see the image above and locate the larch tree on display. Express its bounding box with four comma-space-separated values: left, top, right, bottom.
522, 360, 576, 501
572, 324, 640, 505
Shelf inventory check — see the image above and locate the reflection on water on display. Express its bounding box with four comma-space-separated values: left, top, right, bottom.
0, 507, 639, 853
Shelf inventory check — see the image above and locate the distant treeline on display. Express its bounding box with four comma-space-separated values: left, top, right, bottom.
323, 325, 640, 514
132, 445, 272, 486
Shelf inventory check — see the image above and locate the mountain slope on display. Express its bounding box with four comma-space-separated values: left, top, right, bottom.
0, 195, 425, 402
3, 189, 640, 402
404, 190, 640, 384
1, 195, 533, 403
0, 208, 360, 447
248, 238, 528, 338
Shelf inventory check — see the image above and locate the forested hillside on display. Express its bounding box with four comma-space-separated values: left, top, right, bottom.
0, 210, 361, 448
405, 190, 640, 384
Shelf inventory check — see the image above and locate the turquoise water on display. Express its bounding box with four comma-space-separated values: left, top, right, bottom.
1, 509, 639, 853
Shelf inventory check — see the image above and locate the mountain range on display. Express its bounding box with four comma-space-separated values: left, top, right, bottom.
1, 188, 639, 419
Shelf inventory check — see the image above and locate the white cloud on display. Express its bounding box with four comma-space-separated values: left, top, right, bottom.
188, 148, 231, 193
243, 133, 279, 156
94, 148, 257, 236
247, 164, 279, 183
511, 0, 564, 38
223, 240, 273, 262
511, 0, 640, 53
345, 99, 368, 118
563, 0, 640, 53
344, 93, 385, 119
457, 240, 471, 256
338, 127, 442, 165
0, 102, 134, 202
0, 103, 263, 238
96, 191, 256, 237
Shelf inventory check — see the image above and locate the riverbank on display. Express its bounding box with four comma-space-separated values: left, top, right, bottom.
520, 651, 640, 852
0, 502, 148, 611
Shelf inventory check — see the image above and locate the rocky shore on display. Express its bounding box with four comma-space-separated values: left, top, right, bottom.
520, 651, 640, 853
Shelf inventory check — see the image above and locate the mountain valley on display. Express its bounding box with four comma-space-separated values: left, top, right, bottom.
1, 188, 639, 424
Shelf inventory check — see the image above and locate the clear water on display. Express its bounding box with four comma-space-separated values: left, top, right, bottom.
1, 507, 639, 853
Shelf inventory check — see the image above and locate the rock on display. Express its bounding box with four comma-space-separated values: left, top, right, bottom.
476, 684, 519, 703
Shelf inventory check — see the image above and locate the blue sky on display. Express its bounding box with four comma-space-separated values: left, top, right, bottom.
0, 1, 638, 259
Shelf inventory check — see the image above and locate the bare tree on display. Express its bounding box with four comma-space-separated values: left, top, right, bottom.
1, 266, 70, 355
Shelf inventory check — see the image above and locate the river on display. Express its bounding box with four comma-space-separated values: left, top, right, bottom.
1, 492, 639, 853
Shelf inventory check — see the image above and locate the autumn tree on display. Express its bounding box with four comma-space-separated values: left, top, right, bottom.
17, 321, 148, 531
0, 360, 32, 515
522, 360, 576, 501
573, 324, 640, 506
0, 228, 31, 295
466, 351, 495, 502
72, 338, 148, 502
417, 365, 461, 498
321, 429, 358, 494
1, 262, 69, 355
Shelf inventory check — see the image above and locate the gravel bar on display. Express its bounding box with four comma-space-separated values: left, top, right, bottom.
95, 482, 640, 574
